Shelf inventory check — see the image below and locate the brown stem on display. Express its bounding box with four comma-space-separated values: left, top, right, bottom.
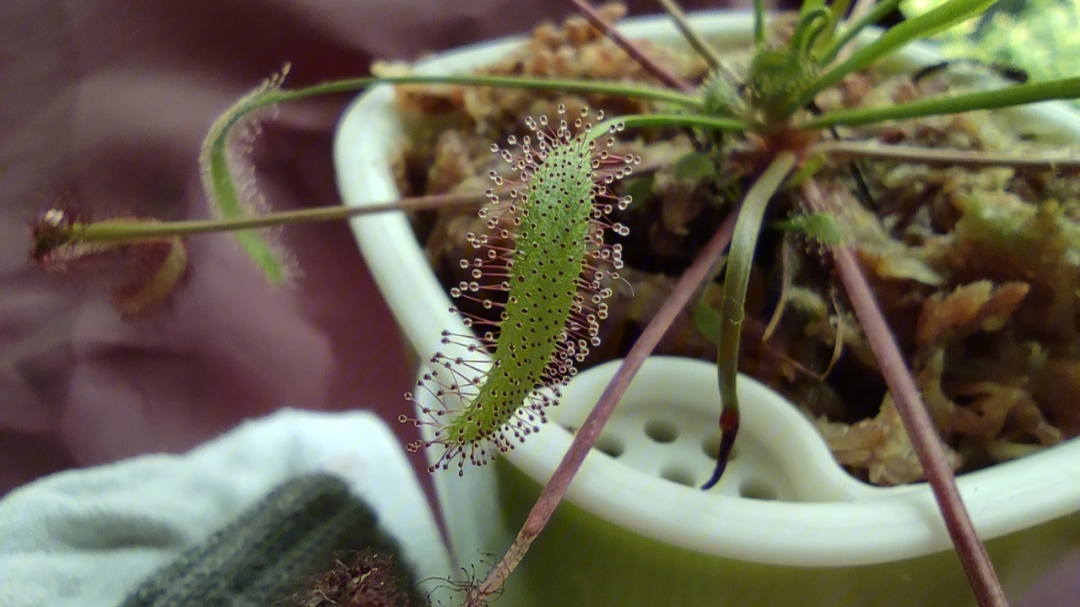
564, 0, 696, 93
800, 178, 1008, 607
468, 210, 738, 606
655, 0, 723, 69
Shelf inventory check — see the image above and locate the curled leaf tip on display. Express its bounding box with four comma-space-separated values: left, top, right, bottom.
198, 63, 295, 285
31, 207, 189, 318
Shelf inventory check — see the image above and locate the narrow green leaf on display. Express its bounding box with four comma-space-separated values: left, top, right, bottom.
704, 152, 796, 490
590, 113, 749, 143
717, 152, 797, 409
804, 75, 1080, 128
790, 0, 997, 115
753, 0, 766, 45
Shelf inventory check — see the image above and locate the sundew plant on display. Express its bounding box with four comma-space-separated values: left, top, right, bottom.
31, 0, 1080, 605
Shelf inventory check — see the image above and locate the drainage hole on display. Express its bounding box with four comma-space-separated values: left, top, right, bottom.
595, 434, 625, 458
739, 479, 778, 501
644, 419, 679, 443
702, 433, 739, 461
660, 466, 696, 487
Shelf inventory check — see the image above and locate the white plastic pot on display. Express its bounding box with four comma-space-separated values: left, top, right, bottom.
334, 12, 1080, 607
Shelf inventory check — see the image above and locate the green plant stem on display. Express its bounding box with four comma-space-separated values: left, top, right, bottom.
799, 178, 1007, 607
258, 74, 703, 109
565, 0, 695, 93
469, 209, 740, 607
588, 113, 749, 143
62, 193, 484, 245
811, 140, 1080, 167
787, 0, 997, 116
703, 152, 797, 489
753, 0, 766, 45
804, 75, 1080, 128
656, 0, 723, 69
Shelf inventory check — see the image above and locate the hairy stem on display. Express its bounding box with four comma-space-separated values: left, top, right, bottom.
800, 179, 1007, 607
468, 209, 739, 607
564, 0, 696, 93
656, 0, 723, 69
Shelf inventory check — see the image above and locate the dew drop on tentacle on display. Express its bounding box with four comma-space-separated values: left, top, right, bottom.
403, 105, 636, 474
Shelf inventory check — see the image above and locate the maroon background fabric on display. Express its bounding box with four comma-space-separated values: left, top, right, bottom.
2, 0, 727, 494
1, 2, 1076, 604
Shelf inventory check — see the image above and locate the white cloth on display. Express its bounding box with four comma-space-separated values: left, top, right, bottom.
0, 408, 451, 607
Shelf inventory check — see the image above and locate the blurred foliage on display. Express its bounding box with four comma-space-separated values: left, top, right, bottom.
902, 0, 1080, 104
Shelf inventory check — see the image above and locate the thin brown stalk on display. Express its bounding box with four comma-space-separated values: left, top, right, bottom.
564, 0, 696, 93
822, 288, 845, 378
812, 139, 1080, 168
761, 234, 794, 341
467, 209, 739, 606
655, 0, 723, 69
800, 178, 1008, 607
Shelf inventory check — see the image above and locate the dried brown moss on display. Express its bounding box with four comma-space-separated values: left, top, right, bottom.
386, 8, 1080, 484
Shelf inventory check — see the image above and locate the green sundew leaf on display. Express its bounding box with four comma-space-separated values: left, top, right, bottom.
200, 74, 290, 284
198, 72, 704, 285
772, 212, 844, 245
672, 152, 717, 181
